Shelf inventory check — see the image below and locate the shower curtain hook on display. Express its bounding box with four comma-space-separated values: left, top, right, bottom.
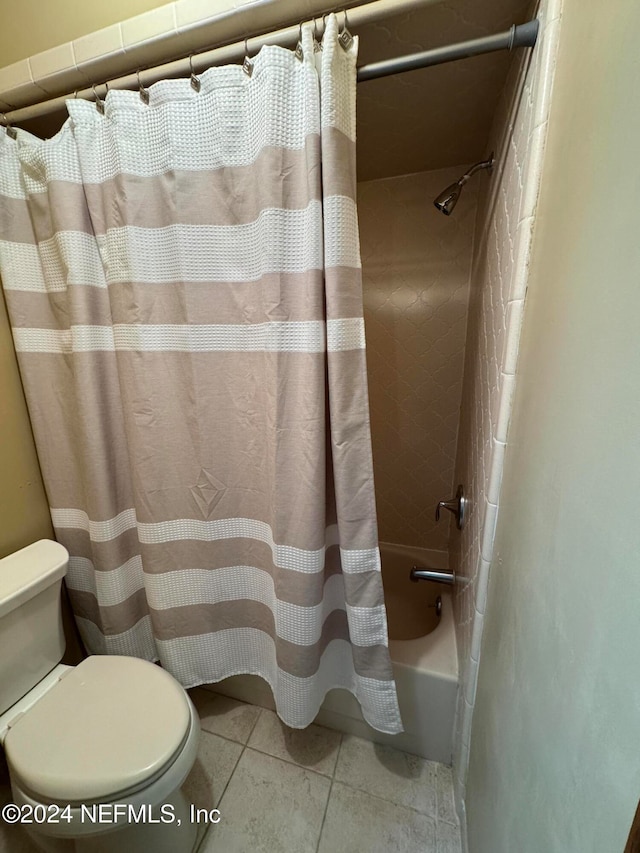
339, 10, 354, 51
243, 36, 253, 77
92, 84, 106, 115
189, 54, 201, 92
295, 22, 304, 61
136, 69, 150, 105
0, 112, 17, 140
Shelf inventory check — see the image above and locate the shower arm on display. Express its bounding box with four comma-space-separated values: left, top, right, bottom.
457, 156, 495, 186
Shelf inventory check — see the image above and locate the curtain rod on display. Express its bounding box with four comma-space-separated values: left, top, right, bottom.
1, 19, 538, 126
357, 19, 538, 81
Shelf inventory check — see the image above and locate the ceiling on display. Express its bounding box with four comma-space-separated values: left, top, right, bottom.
355, 0, 534, 181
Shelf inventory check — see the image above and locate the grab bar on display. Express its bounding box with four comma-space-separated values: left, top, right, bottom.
410, 566, 455, 585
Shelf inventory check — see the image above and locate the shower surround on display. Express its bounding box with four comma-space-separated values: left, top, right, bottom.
359, 168, 478, 555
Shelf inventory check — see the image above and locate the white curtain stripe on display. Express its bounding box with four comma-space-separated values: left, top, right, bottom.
51, 508, 137, 541
156, 630, 400, 731
96, 206, 324, 283
327, 317, 366, 352
51, 510, 381, 575
13, 322, 323, 354
1, 198, 359, 292
0, 206, 324, 289
0, 232, 107, 292
323, 196, 362, 269
67, 554, 146, 604
13, 319, 367, 354
75, 615, 158, 661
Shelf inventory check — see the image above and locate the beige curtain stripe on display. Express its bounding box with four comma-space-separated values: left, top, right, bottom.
5, 268, 367, 331
5, 272, 326, 329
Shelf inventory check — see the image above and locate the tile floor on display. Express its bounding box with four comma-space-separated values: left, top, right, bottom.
0, 688, 462, 853
186, 688, 461, 853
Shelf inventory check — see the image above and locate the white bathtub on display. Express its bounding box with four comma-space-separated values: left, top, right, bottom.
207, 542, 459, 764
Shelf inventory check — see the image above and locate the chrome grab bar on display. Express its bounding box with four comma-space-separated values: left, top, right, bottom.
410, 566, 455, 585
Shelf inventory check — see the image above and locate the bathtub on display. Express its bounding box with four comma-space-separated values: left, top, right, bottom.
207, 542, 459, 765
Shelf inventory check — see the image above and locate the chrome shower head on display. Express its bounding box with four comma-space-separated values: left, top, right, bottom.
433, 153, 495, 216
434, 181, 465, 216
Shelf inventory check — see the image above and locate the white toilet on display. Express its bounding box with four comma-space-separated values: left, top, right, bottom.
0, 539, 201, 853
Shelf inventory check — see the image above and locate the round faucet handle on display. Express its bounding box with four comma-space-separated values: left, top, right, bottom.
435, 485, 467, 530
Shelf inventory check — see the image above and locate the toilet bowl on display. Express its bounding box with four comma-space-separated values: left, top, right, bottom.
0, 541, 201, 853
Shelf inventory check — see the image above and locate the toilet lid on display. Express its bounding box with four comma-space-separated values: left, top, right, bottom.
4, 656, 191, 803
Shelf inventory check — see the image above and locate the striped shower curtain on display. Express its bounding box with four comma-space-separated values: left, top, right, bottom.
0, 16, 402, 733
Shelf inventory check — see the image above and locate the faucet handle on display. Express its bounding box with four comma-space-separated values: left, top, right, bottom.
435, 484, 467, 530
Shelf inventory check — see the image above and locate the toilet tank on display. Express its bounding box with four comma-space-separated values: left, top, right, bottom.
0, 540, 69, 715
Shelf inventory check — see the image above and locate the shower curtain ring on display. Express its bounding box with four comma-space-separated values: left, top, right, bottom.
313, 17, 321, 52
0, 112, 17, 140
295, 22, 304, 61
243, 37, 253, 77
92, 83, 105, 115
137, 70, 150, 105
339, 10, 354, 51
189, 55, 201, 92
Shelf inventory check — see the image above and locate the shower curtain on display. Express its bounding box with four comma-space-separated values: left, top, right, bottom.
0, 16, 402, 733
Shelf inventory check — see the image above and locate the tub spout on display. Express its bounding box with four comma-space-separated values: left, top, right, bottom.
410, 566, 455, 585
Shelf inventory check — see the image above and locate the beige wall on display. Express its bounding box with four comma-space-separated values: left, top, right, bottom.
1, 289, 85, 662
0, 290, 53, 557
0, 0, 172, 66
466, 1, 640, 851
358, 168, 477, 552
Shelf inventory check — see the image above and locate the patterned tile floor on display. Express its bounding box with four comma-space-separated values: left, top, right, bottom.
0, 688, 462, 853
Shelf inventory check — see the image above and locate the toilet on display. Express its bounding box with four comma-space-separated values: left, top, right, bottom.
0, 539, 201, 853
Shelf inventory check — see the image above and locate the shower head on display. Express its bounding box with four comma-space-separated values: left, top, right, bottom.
433, 153, 495, 216
433, 182, 465, 216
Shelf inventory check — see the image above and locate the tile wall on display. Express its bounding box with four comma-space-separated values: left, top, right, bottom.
358, 169, 477, 552
447, 0, 562, 838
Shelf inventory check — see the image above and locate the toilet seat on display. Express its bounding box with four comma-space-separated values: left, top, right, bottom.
4, 655, 192, 804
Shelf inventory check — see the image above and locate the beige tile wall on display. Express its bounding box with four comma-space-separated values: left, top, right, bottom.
447, 0, 562, 835
358, 168, 477, 553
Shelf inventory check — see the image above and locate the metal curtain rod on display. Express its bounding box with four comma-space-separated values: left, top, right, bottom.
357, 19, 539, 82
0, 19, 539, 126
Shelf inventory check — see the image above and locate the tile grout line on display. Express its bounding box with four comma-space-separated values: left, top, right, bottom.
435, 764, 441, 837
192, 699, 266, 851
331, 774, 440, 822
315, 777, 334, 853
239, 744, 339, 779
199, 707, 341, 780
332, 739, 442, 821
315, 732, 342, 853
197, 716, 251, 852
434, 765, 463, 853
245, 704, 264, 743
208, 704, 343, 780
